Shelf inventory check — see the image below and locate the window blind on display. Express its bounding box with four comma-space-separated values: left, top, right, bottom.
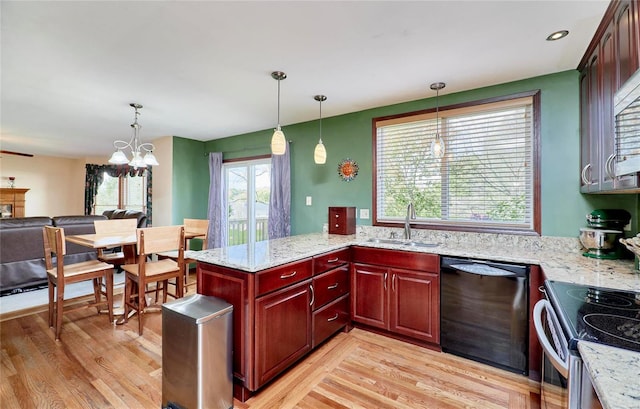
375, 95, 535, 231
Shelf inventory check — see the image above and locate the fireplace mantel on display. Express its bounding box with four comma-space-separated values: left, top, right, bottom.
0, 188, 29, 218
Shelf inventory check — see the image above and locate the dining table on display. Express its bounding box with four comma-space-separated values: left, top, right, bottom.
65, 228, 203, 323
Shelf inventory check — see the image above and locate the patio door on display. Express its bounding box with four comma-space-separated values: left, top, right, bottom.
224, 158, 271, 246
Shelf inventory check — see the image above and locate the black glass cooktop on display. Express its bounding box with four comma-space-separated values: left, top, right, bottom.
544, 280, 640, 352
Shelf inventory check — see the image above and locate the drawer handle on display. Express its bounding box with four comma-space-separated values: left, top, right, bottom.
280, 271, 297, 279
327, 283, 339, 290
309, 284, 315, 306
327, 313, 339, 322
327, 257, 339, 263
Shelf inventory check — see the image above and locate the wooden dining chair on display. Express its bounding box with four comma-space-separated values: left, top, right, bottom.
122, 225, 185, 335
94, 218, 138, 269
158, 218, 209, 294
42, 225, 115, 340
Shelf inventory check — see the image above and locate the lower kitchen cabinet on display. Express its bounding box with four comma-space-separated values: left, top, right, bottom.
389, 268, 439, 343
351, 247, 440, 345
197, 246, 351, 402
352, 263, 387, 328
255, 279, 312, 387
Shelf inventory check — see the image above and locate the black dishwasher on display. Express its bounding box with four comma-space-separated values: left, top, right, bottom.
440, 256, 529, 375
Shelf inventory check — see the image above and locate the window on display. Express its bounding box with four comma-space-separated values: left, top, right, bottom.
224, 158, 271, 245
94, 172, 147, 216
373, 91, 540, 234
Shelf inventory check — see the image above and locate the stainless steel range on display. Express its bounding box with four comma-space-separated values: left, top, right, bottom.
534, 280, 640, 409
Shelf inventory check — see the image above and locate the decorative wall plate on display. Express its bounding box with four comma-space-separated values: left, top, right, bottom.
338, 158, 359, 182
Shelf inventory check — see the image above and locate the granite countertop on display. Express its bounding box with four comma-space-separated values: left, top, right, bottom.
578, 341, 640, 409
192, 231, 640, 409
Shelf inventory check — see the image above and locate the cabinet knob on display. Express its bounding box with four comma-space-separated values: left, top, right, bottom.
335, 214, 339, 218
335, 224, 339, 228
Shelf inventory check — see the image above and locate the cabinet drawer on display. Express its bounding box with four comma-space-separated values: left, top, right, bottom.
256, 259, 313, 296
352, 246, 439, 272
313, 247, 351, 275
312, 294, 349, 348
328, 207, 356, 235
312, 265, 350, 309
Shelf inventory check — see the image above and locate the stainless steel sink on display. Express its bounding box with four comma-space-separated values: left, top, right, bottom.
366, 238, 438, 248
404, 241, 439, 248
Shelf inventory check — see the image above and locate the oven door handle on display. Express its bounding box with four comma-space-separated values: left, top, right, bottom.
533, 299, 569, 378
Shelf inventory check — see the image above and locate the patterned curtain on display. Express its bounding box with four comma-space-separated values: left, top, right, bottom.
268, 148, 291, 239
84, 164, 151, 223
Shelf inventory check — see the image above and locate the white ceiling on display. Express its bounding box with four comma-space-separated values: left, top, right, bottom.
1, 0, 609, 159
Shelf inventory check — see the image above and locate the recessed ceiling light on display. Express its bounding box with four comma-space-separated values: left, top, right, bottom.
546, 30, 569, 41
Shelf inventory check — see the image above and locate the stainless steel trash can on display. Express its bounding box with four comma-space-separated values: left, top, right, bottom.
162, 294, 233, 409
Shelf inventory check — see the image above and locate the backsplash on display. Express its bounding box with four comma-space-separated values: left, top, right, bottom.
323, 224, 581, 254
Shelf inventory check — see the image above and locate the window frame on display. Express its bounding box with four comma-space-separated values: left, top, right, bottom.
93, 172, 148, 216
372, 90, 541, 235
223, 154, 272, 246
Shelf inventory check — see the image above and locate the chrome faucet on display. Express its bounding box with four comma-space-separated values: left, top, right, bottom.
404, 203, 416, 240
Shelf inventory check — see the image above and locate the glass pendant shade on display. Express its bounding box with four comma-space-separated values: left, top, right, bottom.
271, 125, 287, 155
431, 133, 445, 158
314, 141, 326, 164
108, 149, 129, 164
143, 151, 159, 166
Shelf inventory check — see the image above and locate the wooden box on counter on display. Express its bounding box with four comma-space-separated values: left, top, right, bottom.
328, 206, 356, 235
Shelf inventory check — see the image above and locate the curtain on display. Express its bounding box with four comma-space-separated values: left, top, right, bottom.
84, 164, 151, 223
268, 148, 291, 239
207, 152, 227, 248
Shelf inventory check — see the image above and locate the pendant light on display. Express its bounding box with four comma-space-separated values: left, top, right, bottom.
430, 82, 446, 159
313, 95, 327, 164
271, 71, 287, 155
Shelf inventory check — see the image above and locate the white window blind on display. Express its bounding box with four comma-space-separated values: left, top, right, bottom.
375, 95, 535, 231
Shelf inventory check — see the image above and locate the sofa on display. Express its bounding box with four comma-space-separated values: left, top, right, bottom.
0, 215, 107, 296
102, 209, 147, 228
0, 210, 148, 296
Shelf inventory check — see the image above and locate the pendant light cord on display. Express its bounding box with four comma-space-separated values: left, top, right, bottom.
277, 78, 281, 126
319, 99, 323, 142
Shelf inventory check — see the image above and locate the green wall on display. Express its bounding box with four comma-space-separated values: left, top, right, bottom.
174, 70, 638, 238
171, 136, 210, 224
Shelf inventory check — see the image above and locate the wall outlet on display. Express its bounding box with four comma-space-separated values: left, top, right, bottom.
305, 196, 312, 206
360, 208, 370, 219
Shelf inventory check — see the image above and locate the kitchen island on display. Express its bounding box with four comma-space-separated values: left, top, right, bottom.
192, 231, 640, 407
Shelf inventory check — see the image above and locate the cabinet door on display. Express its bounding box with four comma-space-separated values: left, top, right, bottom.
600, 24, 617, 191
580, 68, 593, 192
255, 280, 312, 388
351, 263, 388, 329
616, 0, 639, 87
389, 268, 440, 344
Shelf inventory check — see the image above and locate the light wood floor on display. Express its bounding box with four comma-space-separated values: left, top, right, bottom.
1, 304, 542, 408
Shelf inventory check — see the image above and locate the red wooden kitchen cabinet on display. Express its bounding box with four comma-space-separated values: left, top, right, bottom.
351, 246, 440, 345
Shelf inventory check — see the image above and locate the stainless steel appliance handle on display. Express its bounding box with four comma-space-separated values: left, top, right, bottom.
449, 263, 516, 277
533, 299, 569, 378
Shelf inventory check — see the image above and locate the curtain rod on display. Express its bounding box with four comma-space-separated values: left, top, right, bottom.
204, 140, 292, 156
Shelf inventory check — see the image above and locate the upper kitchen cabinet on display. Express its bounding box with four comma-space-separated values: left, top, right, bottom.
578, 0, 640, 193
579, 0, 640, 193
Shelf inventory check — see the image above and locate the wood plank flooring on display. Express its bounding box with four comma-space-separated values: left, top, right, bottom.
1, 305, 543, 408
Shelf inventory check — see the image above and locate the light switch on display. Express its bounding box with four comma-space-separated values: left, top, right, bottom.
306, 196, 312, 206
360, 208, 370, 219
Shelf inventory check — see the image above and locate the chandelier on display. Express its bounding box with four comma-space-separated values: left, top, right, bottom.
108, 103, 159, 168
